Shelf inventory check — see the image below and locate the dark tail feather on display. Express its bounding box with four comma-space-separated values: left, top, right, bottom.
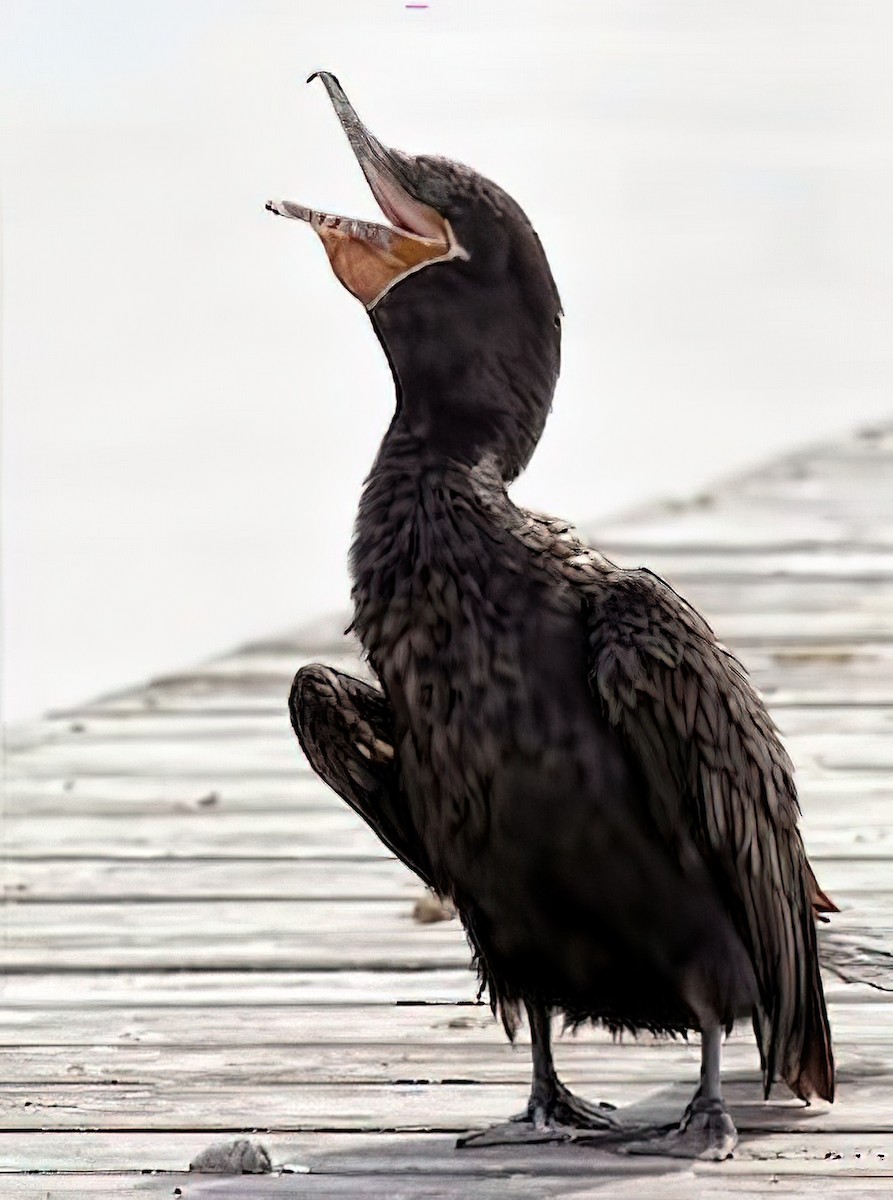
786, 939, 835, 1102
795, 869, 836, 1100
757, 877, 835, 1103
777, 890, 835, 1103
806, 861, 839, 923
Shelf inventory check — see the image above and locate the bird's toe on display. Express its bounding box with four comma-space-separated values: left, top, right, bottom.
620, 1097, 737, 1160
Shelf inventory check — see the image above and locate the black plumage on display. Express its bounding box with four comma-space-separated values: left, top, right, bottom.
271, 73, 834, 1158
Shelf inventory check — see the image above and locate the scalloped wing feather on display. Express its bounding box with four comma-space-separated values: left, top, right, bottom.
502, 506, 835, 1102
585, 564, 833, 1101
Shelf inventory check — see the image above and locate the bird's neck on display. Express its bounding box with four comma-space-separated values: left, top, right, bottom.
351, 419, 479, 561
370, 293, 557, 480
349, 419, 509, 624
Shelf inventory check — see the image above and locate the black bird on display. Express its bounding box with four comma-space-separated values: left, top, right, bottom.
269, 73, 835, 1159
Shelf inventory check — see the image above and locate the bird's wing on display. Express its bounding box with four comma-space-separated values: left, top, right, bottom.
509, 509, 834, 1101
290, 664, 436, 888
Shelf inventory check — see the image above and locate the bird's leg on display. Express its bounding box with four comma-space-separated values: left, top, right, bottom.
621, 1025, 737, 1160
289, 664, 435, 887
527, 1001, 620, 1131
458, 1002, 619, 1148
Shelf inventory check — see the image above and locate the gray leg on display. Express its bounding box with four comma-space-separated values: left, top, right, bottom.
458, 1002, 619, 1147
699, 1024, 724, 1101
621, 1025, 738, 1160
289, 664, 434, 887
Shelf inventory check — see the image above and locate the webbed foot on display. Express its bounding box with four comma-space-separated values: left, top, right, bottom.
620, 1096, 737, 1161
458, 1082, 619, 1148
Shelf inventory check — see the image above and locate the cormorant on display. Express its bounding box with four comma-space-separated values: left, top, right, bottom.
269, 73, 836, 1160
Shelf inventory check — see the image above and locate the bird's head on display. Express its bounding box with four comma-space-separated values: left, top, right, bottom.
269, 73, 562, 481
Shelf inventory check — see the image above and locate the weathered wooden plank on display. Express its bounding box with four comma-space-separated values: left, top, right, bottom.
14, 673, 893, 775
0, 1003, 542, 1047
770, 689, 893, 707
0, 1180, 181, 1198
13, 699, 893, 764
23, 718, 893, 776
594, 547, 893, 579
43, 637, 893, 718
748, 642, 893, 677
3, 807, 888, 859
1, 1169, 888, 1200
69, 636, 893, 710
9, 610, 891, 741
0, 1079, 635, 1131
595, 508, 893, 546
0, 1075, 888, 1133
0, 1171, 715, 1200
2, 774, 323, 815
0, 999, 885, 1046
590, 451, 893, 550
0, 976, 482, 1015
2, 1129, 891, 1178
5, 712, 295, 753
788, 734, 893, 772
773, 708, 893, 736
0, 899, 471, 972
679, 577, 893, 615
2, 855, 885, 903
0, 1175, 890, 1200
2, 1034, 888, 1089
0, 1041, 758, 1089
4, 736, 304, 780
60, 673, 893, 720
1, 857, 423, 901
707, 611, 893, 643
0, 778, 337, 821
0, 1174, 670, 1200
6, 773, 891, 830
1, 809, 391, 859
10, 715, 893, 782
13, 704, 893, 776
0, 895, 886, 974
594, 521, 893, 553
7, 763, 893, 821
592, 459, 893, 535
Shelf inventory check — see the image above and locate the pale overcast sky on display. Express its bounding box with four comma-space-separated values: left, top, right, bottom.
2, 1, 892, 721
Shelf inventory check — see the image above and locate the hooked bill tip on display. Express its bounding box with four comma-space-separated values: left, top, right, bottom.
306, 69, 339, 87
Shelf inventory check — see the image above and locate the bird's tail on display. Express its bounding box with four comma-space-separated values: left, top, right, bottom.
787, 944, 835, 1102
806, 860, 840, 922
756, 874, 835, 1103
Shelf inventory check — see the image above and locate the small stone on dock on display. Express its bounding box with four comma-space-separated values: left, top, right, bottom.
189, 1138, 272, 1174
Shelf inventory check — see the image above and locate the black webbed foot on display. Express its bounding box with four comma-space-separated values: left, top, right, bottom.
620, 1095, 737, 1161
458, 1080, 619, 1148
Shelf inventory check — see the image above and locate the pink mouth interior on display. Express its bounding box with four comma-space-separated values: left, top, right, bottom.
364, 163, 445, 241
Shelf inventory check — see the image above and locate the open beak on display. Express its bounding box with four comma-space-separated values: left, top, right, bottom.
268, 72, 465, 309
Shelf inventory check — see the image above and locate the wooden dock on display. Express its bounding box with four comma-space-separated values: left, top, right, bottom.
2, 424, 892, 1196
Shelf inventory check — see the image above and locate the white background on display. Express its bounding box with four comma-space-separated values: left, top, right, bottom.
2, 0, 892, 722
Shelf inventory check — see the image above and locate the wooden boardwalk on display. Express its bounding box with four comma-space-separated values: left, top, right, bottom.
2, 424, 892, 1197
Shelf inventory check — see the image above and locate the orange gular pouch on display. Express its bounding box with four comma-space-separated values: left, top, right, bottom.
267, 200, 460, 310
316, 218, 452, 308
